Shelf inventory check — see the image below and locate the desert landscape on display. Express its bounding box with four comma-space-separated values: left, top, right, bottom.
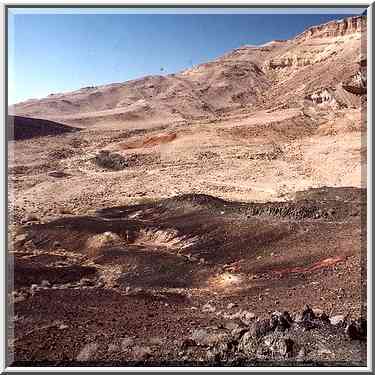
7, 15, 367, 366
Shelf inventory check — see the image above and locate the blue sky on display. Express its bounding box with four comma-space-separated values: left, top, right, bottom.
8, 9, 365, 104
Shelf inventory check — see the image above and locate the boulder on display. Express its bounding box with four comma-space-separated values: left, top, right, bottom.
202, 303, 216, 313
329, 315, 345, 326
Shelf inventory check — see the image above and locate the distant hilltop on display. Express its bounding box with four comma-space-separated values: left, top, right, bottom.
10, 15, 366, 130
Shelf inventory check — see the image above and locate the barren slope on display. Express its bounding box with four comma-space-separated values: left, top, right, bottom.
10, 16, 366, 130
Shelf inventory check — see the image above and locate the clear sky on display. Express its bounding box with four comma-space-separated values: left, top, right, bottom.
8, 9, 364, 104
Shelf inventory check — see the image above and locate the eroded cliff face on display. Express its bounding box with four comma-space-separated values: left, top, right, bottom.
305, 89, 338, 107
295, 16, 366, 40
265, 16, 365, 71
264, 48, 338, 70
259, 16, 366, 111
343, 59, 367, 95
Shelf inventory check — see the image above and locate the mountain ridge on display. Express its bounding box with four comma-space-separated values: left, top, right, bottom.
10, 15, 366, 129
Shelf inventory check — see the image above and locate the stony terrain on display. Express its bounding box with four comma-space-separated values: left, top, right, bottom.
7, 15, 367, 367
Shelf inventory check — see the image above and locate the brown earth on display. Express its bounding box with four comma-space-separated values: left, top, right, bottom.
7, 15, 367, 367
9, 189, 366, 366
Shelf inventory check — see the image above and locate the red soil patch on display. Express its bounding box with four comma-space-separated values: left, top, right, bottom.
120, 133, 177, 150
269, 256, 346, 277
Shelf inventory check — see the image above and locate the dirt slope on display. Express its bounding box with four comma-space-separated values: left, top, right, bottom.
10, 16, 366, 130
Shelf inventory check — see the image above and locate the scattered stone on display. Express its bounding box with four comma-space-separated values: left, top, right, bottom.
278, 317, 291, 331
222, 310, 241, 320
30, 284, 39, 295
76, 342, 99, 362
282, 311, 293, 324
294, 312, 303, 323
330, 315, 345, 326
248, 319, 272, 339
224, 321, 240, 331
59, 207, 72, 215
302, 305, 316, 321
269, 311, 292, 332
94, 151, 128, 171
121, 337, 134, 351
10, 291, 18, 298
108, 343, 119, 353
13, 314, 21, 322
271, 311, 282, 318
190, 328, 230, 347
13, 293, 26, 303
202, 303, 216, 313
318, 347, 333, 356
238, 331, 259, 356
231, 326, 249, 340
313, 308, 324, 316
52, 241, 61, 249
41, 280, 51, 288
24, 241, 36, 251
132, 346, 152, 361
14, 233, 27, 245
181, 338, 196, 350
191, 329, 210, 346
206, 341, 231, 362
278, 337, 294, 358
299, 320, 318, 331
296, 347, 306, 361
97, 279, 105, 288
320, 312, 330, 323
241, 311, 256, 325
80, 278, 96, 287
25, 213, 39, 222
149, 337, 164, 346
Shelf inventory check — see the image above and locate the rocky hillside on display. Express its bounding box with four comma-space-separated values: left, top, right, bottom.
10, 15, 367, 129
